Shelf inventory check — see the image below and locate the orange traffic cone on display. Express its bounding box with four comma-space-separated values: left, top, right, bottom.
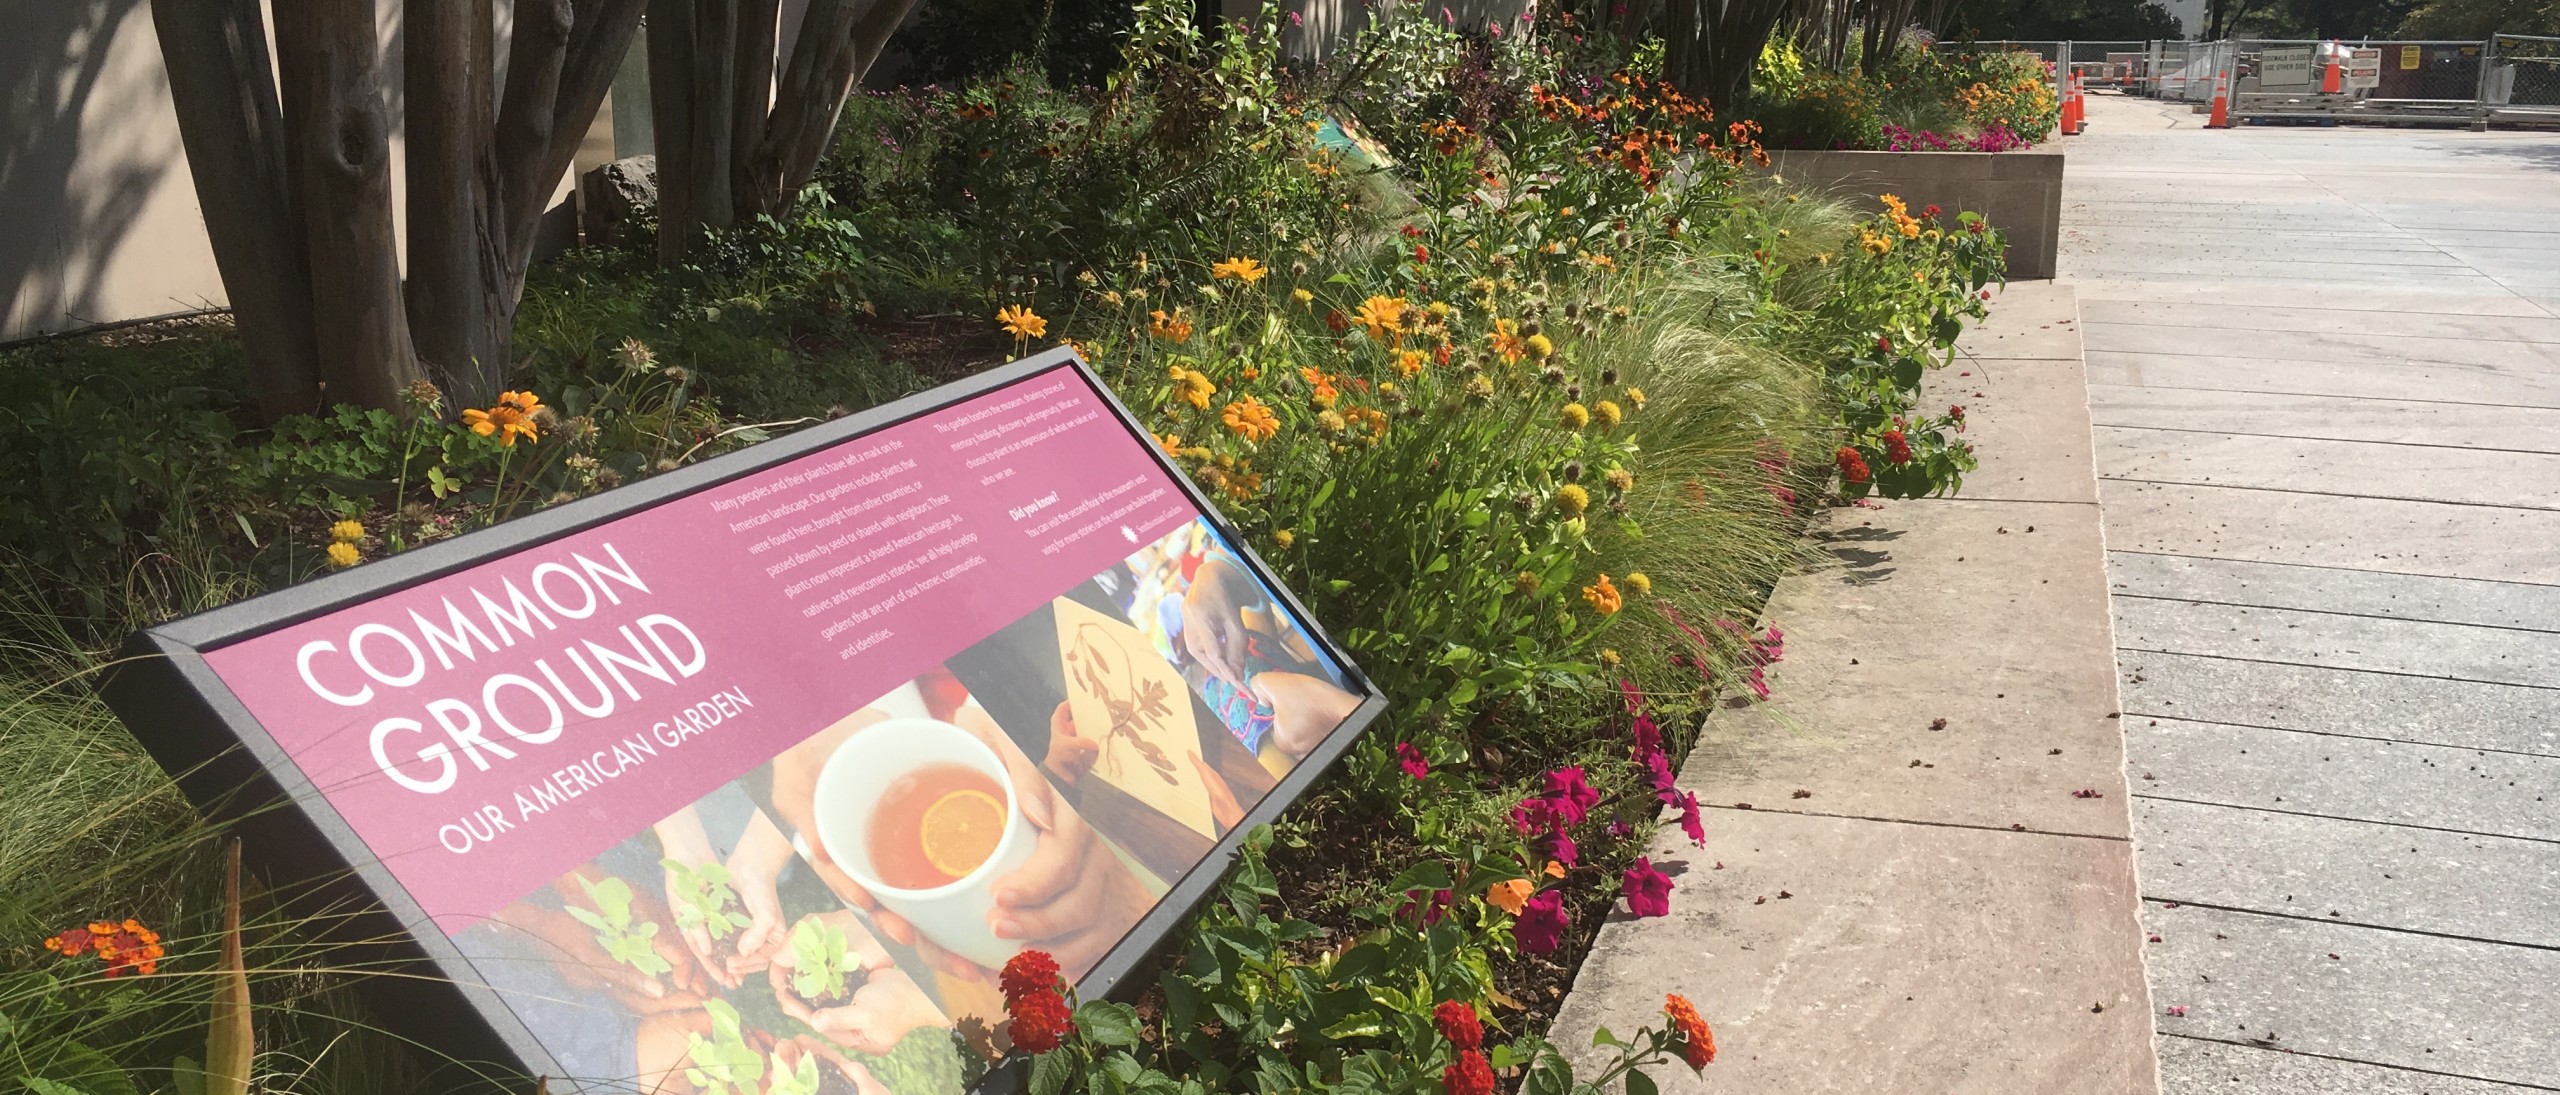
2207, 64, 2232, 128
2321, 43, 2344, 93
2060, 72, 2079, 135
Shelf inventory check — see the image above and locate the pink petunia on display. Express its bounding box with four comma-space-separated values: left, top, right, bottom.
1622, 857, 1673, 917
1517, 889, 1569, 953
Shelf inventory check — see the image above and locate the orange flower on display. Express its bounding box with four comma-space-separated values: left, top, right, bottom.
1210, 256, 1269, 284
1489, 318, 1528, 364
1221, 396, 1278, 441
47, 918, 165, 978
1486, 878, 1532, 915
1298, 366, 1340, 409
1664, 994, 1717, 1069
996, 304, 1047, 340
461, 390, 543, 447
1581, 574, 1623, 615
1150, 308, 1194, 342
1353, 294, 1410, 346
1395, 349, 1428, 377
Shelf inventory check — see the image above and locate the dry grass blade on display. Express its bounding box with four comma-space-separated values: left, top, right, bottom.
207, 838, 252, 1095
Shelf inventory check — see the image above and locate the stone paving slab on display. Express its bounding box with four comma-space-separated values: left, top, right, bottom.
2087, 387, 2560, 452
2106, 552, 2560, 633
1933, 359, 2099, 502
2129, 718, 2560, 843
2096, 480, 2560, 584
2086, 351, 2560, 409
1557, 811, 2155, 1095
2132, 796, 2560, 947
2081, 322, 2560, 370
2155, 1036, 2548, 1094
2142, 902, 2560, 1085
2111, 596, 2560, 687
2078, 299, 2560, 344
1688, 502, 2126, 836
2117, 651, 2560, 758
2071, 283, 2557, 317
2095, 428, 2560, 512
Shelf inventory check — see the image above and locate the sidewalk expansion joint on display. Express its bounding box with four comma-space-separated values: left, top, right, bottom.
1702, 803, 2129, 843
2090, 422, 2560, 459
2097, 476, 2560, 514
2139, 896, 2560, 955
2114, 646, 2560, 693
2085, 379, 2560, 414
2130, 793, 2560, 847
2110, 592, 2560, 637
2107, 548, 2560, 591
2154, 1033, 2560, 1092
2118, 709, 2560, 761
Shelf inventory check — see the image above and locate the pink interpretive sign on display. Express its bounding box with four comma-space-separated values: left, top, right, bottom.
108, 352, 1379, 1093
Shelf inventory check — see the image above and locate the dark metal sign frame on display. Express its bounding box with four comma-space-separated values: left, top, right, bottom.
104, 348, 1384, 1090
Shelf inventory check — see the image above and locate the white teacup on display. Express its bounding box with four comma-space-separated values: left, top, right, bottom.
810, 714, 1038, 970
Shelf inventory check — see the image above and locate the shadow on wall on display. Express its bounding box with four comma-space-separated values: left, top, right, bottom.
0, 0, 189, 341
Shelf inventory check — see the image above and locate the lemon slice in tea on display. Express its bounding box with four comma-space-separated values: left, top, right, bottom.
919, 788, 1006, 879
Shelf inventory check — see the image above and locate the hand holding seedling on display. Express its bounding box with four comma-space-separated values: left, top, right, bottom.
1180, 555, 1257, 684
722, 811, 797, 983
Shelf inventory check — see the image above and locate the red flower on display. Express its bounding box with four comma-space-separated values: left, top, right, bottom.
1001, 949, 1073, 1053
1325, 309, 1351, 334
999, 949, 1061, 1004
1443, 1049, 1496, 1095
1835, 446, 1871, 484
1434, 1000, 1484, 1049
1882, 429, 1913, 464
1413, 245, 1430, 264
1622, 856, 1673, 917
1876, 335, 1893, 353
1922, 203, 1943, 218
1397, 742, 1430, 781
1007, 985, 1073, 1054
1517, 889, 1569, 954
1401, 224, 1424, 239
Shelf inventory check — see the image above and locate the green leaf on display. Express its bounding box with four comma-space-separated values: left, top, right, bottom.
1029, 1050, 1074, 1095
1076, 1000, 1143, 1048
1591, 1026, 1620, 1048
23, 1078, 90, 1095
1625, 1068, 1658, 1095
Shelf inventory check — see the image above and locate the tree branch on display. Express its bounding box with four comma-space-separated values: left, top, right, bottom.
149, 0, 321, 421
274, 0, 425, 412
409, 0, 511, 406
731, 0, 782, 219
753, 0, 920, 217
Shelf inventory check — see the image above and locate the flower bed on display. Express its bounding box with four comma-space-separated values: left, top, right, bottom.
0, 4, 2003, 1092
1751, 41, 2060, 152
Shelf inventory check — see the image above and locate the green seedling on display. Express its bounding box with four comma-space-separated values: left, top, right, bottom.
682, 999, 764, 1095
788, 916, 854, 1005
766, 1047, 822, 1095
566, 876, 671, 977
662, 858, 746, 942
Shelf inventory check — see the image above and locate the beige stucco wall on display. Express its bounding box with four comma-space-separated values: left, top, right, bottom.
1, 0, 634, 344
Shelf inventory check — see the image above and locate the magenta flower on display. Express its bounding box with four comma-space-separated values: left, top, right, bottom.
1544, 767, 1600, 823
1630, 714, 1662, 756
1643, 749, 1676, 794
1608, 820, 1633, 839
1517, 889, 1569, 954
1396, 742, 1430, 781
1673, 790, 1705, 846
1550, 829, 1579, 868
1622, 857, 1673, 917
1400, 887, 1454, 925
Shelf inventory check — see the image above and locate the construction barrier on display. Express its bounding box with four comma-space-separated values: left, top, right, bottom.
1936, 34, 2560, 128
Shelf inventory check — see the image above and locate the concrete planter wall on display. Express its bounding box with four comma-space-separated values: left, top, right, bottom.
1765, 151, 2064, 279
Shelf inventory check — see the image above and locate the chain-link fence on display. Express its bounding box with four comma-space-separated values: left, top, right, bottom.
1933, 34, 2560, 124
2498, 34, 2560, 109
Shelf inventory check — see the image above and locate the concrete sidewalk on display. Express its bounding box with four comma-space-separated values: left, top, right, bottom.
1550, 282, 2160, 1092
2067, 92, 2560, 1093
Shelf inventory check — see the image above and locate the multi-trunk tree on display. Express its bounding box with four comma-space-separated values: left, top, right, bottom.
154, 0, 916, 424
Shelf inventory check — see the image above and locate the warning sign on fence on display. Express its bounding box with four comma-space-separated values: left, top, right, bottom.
2400, 44, 2422, 70
2260, 46, 2314, 88
2349, 47, 2383, 88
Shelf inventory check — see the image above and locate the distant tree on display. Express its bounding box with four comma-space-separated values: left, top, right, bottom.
2398, 0, 2559, 33
1940, 0, 2183, 40
154, 0, 644, 421
1662, 0, 1798, 103
901, 0, 1143, 88
645, 0, 923, 266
